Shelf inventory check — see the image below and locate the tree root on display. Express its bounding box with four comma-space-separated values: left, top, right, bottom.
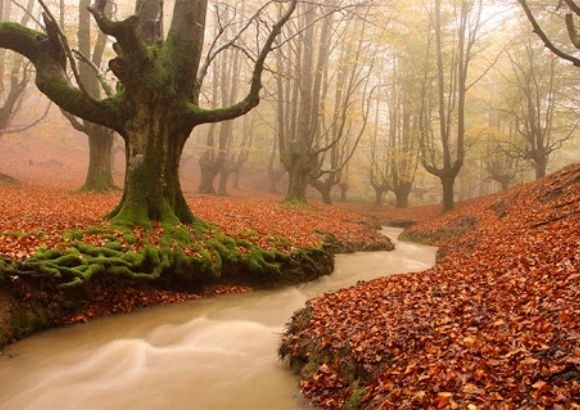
1, 224, 329, 289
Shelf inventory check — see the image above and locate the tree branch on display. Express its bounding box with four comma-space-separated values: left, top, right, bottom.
193, 0, 298, 125
0, 22, 121, 130
517, 0, 580, 66
88, 0, 147, 63
5, 101, 51, 133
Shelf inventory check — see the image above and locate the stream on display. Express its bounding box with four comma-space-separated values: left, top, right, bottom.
0, 228, 437, 410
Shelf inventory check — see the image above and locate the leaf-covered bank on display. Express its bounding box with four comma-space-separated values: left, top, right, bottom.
280, 164, 579, 408
0, 193, 393, 349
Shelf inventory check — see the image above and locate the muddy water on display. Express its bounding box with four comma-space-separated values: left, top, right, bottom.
0, 228, 436, 410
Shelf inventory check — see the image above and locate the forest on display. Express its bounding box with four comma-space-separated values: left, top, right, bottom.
0, 0, 578, 409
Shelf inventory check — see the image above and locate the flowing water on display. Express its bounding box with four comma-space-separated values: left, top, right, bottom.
0, 228, 437, 410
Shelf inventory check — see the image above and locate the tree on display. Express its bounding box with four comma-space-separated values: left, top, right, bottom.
483, 111, 520, 192
198, 4, 243, 195
60, 0, 116, 192
419, 0, 485, 212
275, 1, 333, 202
517, 0, 580, 67
0, 0, 297, 225
0, 0, 49, 183
499, 34, 578, 179
276, 0, 369, 203
309, 12, 374, 205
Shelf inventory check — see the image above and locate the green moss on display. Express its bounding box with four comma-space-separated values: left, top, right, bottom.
64, 229, 84, 241
6, 215, 332, 289
344, 385, 366, 410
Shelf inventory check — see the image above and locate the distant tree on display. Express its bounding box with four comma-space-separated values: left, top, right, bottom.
267, 129, 286, 193
275, 0, 370, 203
228, 112, 255, 191
498, 31, 578, 179
275, 1, 334, 203
198, 4, 243, 195
309, 13, 374, 205
0, 0, 297, 225
60, 0, 116, 192
0, 0, 48, 182
419, 0, 486, 212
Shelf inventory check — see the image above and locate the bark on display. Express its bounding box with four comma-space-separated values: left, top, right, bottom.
394, 181, 412, 209
441, 175, 456, 213
311, 179, 332, 205
338, 183, 348, 202
286, 164, 310, 202
501, 179, 510, 192
218, 164, 233, 196
374, 188, 384, 206
534, 158, 547, 180
109, 108, 193, 226
198, 152, 221, 194
80, 125, 115, 192
217, 168, 232, 196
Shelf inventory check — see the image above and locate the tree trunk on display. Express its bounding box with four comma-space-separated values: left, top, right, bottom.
217, 169, 231, 196
311, 180, 332, 205
198, 153, 221, 194
441, 175, 455, 213
233, 169, 241, 189
286, 166, 309, 202
534, 158, 547, 180
268, 169, 284, 194
109, 118, 194, 226
394, 182, 412, 208
500, 178, 510, 192
374, 188, 384, 206
339, 183, 348, 202
80, 124, 115, 192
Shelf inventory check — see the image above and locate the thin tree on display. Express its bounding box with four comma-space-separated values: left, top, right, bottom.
310, 14, 374, 205
419, 0, 484, 212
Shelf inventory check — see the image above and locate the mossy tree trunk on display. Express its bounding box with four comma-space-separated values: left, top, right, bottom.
284, 154, 314, 202
0, 0, 298, 225
108, 106, 194, 225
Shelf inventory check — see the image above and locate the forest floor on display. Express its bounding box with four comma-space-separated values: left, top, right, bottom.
281, 163, 580, 409
0, 184, 392, 347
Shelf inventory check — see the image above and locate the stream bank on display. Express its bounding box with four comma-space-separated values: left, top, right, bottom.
0, 230, 392, 349
0, 228, 435, 409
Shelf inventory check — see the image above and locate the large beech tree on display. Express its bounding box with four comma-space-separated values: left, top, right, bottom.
0, 0, 297, 225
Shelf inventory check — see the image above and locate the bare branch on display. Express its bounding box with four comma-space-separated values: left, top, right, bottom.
517, 0, 580, 66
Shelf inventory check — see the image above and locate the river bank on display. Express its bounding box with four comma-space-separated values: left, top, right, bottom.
0, 228, 435, 410
280, 164, 580, 408
0, 191, 393, 349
